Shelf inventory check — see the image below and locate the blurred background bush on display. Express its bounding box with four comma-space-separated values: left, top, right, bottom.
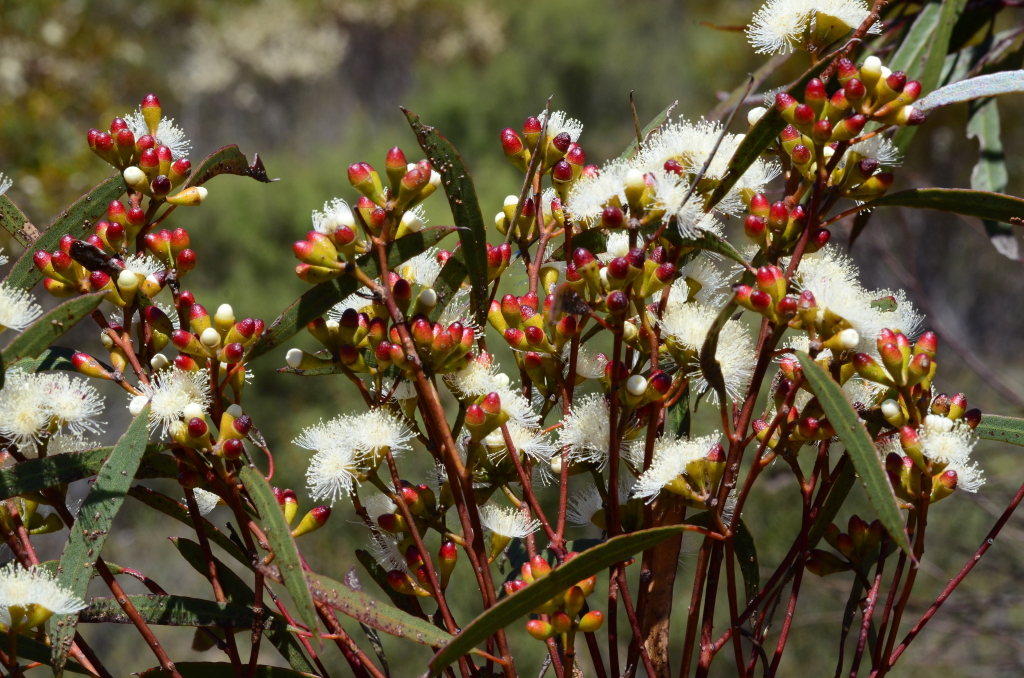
2, 0, 1024, 675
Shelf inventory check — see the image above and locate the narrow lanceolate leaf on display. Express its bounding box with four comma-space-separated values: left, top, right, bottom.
128, 486, 250, 567
139, 663, 318, 678
79, 595, 292, 631
299, 568, 452, 647
403, 109, 489, 326
49, 405, 152, 677
172, 538, 316, 675
796, 353, 912, 556
0, 444, 164, 501
1, 293, 104, 364
864, 188, 1024, 225
4, 174, 126, 290
245, 228, 453, 362
0, 194, 37, 247
966, 97, 1015, 258
183, 145, 275, 188
0, 632, 90, 675
428, 525, 694, 675
888, 2, 943, 75
674, 230, 749, 268
705, 59, 828, 212
240, 466, 320, 642
617, 100, 679, 162
977, 414, 1024, 446
918, 70, 1024, 111
894, 0, 969, 151
698, 298, 739, 404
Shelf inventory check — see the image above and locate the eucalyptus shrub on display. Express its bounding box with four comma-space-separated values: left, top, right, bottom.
0, 1, 1023, 677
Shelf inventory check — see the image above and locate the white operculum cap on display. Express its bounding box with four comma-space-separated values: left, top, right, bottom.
747, 107, 767, 125
183, 403, 205, 422
880, 399, 901, 420
215, 304, 234, 325
627, 375, 648, 397
200, 327, 221, 348
837, 328, 859, 349
129, 395, 150, 416
286, 348, 304, 369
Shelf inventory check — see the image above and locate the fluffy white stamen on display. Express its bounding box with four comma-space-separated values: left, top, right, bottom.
632, 433, 722, 503
125, 107, 192, 160
480, 504, 541, 539
0, 283, 43, 333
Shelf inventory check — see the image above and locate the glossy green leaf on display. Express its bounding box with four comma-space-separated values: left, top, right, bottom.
173, 538, 317, 674
617, 100, 678, 162
183, 145, 275, 188
138, 663, 318, 678
888, 3, 943, 75
49, 405, 151, 677
705, 60, 828, 212
79, 594, 291, 631
0, 632, 90, 675
4, 174, 126, 290
302, 568, 452, 647
246, 228, 453, 362
0, 194, 35, 247
796, 352, 912, 556
894, 0, 969, 150
966, 96, 1015, 258
977, 414, 1024, 446
919, 70, 1024, 111
1, 293, 104, 364
404, 109, 489, 326
240, 466, 320, 642
0, 444, 165, 501
428, 524, 694, 675
698, 298, 739, 404
864, 187, 1024, 224
128, 485, 250, 568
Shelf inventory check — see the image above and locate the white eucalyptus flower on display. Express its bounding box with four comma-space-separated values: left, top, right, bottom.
0, 564, 86, 628
312, 198, 356, 236
0, 283, 43, 334
125, 107, 191, 160
632, 433, 722, 503
558, 393, 615, 466
480, 503, 540, 539
134, 368, 211, 436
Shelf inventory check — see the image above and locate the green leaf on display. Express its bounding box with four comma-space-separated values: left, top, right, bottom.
3, 174, 126, 290
617, 100, 678, 162
246, 228, 453, 362
49, 405, 151, 677
138, 663, 318, 678
919, 70, 1024, 111
0, 632, 90, 675
128, 485, 250, 568
427, 524, 693, 675
966, 96, 1015, 258
302, 568, 452, 648
240, 466, 320, 643
183, 145, 275, 188
355, 549, 426, 620
698, 299, 739, 404
666, 382, 691, 439
404, 109, 489, 327
0, 194, 36, 247
894, 0, 969, 150
864, 187, 1024, 224
795, 352, 912, 557
172, 538, 317, 675
888, 3, 943, 75
79, 594, 292, 631
0, 444, 164, 501
705, 59, 828, 212
673, 230, 750, 268
977, 414, 1024, 446
1, 293, 104, 364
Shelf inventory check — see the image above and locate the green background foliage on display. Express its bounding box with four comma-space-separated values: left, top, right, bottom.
2, 0, 1024, 675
